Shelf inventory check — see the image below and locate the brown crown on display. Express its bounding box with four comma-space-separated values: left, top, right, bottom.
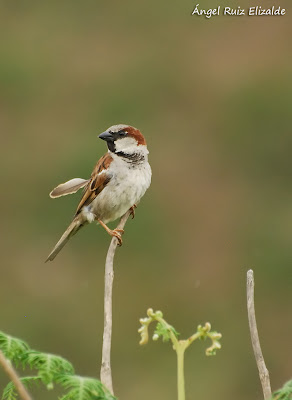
126, 126, 147, 146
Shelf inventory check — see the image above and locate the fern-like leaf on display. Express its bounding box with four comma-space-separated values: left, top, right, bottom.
57, 375, 116, 400
22, 351, 74, 386
272, 380, 292, 400
0, 332, 29, 365
0, 331, 115, 400
2, 376, 41, 400
2, 381, 17, 400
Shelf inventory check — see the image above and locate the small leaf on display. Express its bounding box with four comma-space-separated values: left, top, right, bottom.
154, 322, 179, 342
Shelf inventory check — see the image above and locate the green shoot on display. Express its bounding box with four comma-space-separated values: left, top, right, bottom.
139, 308, 222, 400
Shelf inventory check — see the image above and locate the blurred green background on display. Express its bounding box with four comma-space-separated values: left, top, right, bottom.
0, 0, 291, 399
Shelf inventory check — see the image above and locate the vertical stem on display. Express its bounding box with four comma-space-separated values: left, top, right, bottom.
100, 211, 131, 394
100, 239, 115, 394
176, 347, 186, 400
247, 269, 272, 400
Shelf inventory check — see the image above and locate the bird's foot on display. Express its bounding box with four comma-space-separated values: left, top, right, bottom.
98, 219, 124, 246
111, 228, 124, 246
129, 204, 137, 219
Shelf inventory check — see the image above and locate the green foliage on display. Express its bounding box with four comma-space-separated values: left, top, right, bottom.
0, 331, 116, 400
23, 350, 74, 387
2, 377, 41, 400
57, 375, 116, 400
272, 380, 292, 400
0, 332, 29, 365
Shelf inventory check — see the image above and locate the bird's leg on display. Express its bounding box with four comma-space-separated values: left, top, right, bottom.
97, 219, 124, 246
129, 204, 137, 219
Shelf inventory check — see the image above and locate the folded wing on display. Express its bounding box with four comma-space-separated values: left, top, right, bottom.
75, 153, 114, 215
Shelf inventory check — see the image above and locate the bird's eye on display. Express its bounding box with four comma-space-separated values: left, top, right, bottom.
119, 130, 127, 136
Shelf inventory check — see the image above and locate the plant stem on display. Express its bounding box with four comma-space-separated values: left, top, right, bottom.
176, 346, 186, 400
100, 211, 131, 394
0, 349, 32, 400
247, 269, 272, 400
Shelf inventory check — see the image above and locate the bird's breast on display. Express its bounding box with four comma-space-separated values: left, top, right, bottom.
88, 161, 151, 223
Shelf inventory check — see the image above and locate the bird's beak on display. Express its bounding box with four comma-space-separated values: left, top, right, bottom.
98, 131, 113, 141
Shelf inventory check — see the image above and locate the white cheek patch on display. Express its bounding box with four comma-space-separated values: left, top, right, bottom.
114, 137, 137, 153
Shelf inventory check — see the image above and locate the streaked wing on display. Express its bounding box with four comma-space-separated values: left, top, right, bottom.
75, 153, 113, 215
50, 178, 89, 198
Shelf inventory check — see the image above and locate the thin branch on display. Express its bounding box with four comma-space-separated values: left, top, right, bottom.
247, 269, 272, 400
100, 210, 131, 394
0, 349, 32, 400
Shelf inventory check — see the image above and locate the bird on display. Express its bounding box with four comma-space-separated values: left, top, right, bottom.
46, 124, 151, 262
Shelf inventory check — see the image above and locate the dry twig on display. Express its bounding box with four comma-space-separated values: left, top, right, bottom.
100, 211, 131, 394
247, 269, 272, 400
0, 349, 32, 400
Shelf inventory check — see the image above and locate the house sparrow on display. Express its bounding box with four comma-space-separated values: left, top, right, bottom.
46, 124, 151, 262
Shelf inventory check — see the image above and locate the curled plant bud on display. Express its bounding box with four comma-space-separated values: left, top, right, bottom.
147, 308, 154, 317
206, 339, 221, 356
138, 317, 152, 345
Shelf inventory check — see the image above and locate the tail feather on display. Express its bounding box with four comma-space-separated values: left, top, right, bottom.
46, 218, 84, 262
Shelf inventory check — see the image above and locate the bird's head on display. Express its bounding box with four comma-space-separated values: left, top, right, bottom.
98, 124, 148, 157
